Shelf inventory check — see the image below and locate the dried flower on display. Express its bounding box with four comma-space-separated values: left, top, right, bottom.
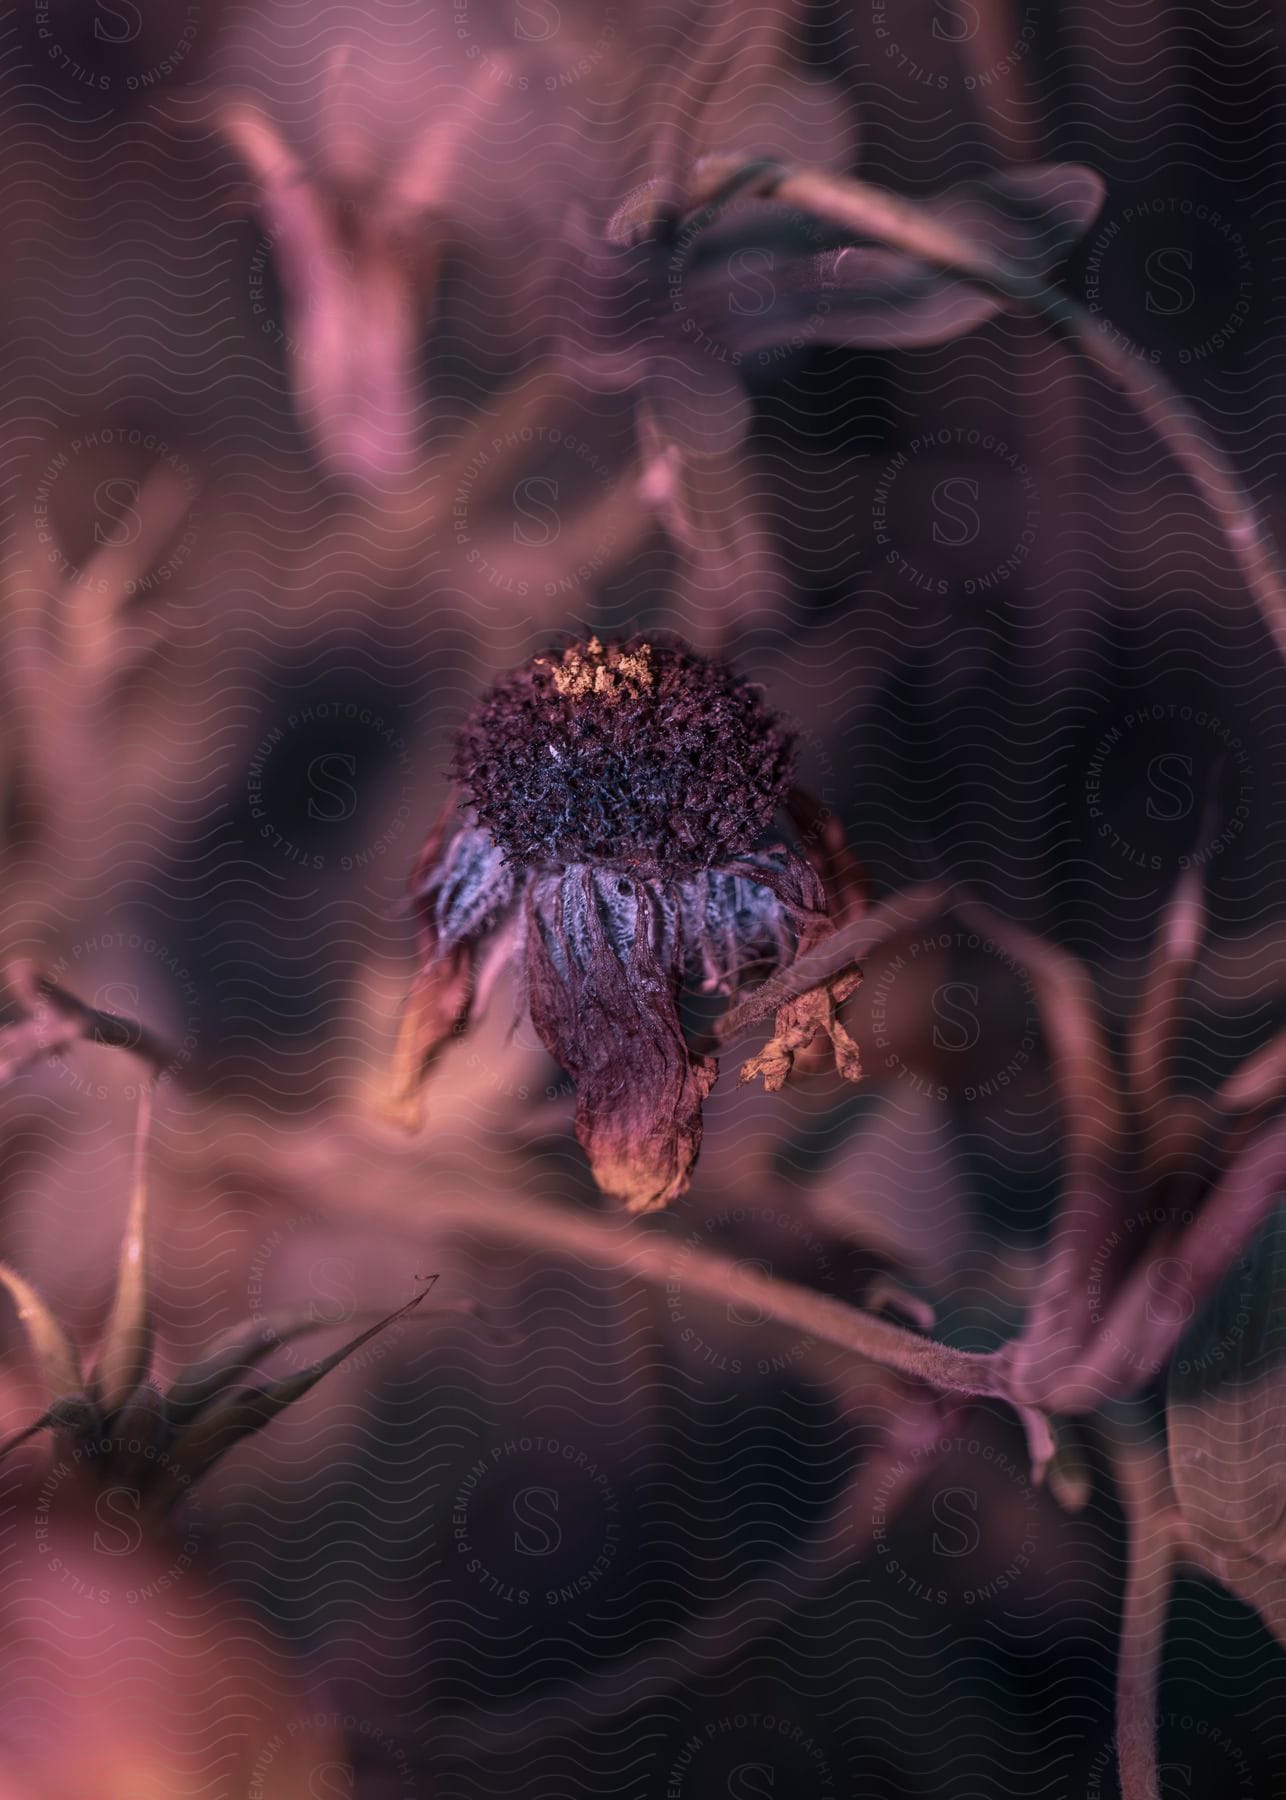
542, 0, 1105, 586
966, 876, 1286, 1415
389, 634, 862, 1211
219, 52, 526, 490
0, 1088, 432, 1515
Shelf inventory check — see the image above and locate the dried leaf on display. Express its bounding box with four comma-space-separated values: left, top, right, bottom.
162, 1285, 434, 1498
1168, 1205, 1286, 1572
1216, 1025, 1286, 1118
166, 1292, 452, 1428
739, 965, 863, 1092
924, 164, 1107, 275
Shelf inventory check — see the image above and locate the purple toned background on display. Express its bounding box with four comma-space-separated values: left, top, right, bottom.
0, 3, 1284, 1796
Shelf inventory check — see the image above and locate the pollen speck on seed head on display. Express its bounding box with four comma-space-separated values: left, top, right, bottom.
542, 635, 655, 703
454, 634, 795, 872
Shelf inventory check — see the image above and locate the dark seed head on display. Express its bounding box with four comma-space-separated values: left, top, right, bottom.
454, 635, 796, 872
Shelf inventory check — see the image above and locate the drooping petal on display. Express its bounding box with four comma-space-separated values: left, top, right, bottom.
739, 965, 864, 1091
387, 811, 516, 1128
675, 841, 827, 996
525, 867, 716, 1213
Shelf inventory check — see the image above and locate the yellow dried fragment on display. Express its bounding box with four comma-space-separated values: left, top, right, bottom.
739, 965, 863, 1092
546, 635, 654, 702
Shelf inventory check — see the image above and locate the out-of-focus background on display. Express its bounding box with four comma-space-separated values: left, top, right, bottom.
1, 3, 1285, 1795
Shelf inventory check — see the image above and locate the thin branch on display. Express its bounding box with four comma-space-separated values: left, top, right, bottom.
1109, 1422, 1182, 1800
2, 961, 179, 1079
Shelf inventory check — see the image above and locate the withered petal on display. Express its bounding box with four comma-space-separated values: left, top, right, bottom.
386, 951, 477, 1130
676, 842, 826, 998
526, 868, 716, 1213
387, 816, 517, 1128
738, 965, 863, 1092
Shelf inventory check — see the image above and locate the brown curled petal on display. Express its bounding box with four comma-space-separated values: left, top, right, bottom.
385, 950, 474, 1131
386, 817, 517, 1129
526, 869, 716, 1213
739, 965, 863, 1092
715, 844, 831, 965
679, 843, 829, 1002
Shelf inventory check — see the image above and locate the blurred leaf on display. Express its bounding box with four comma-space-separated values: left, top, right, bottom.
91, 1089, 156, 1417
1168, 1206, 1286, 1570
923, 164, 1107, 275
1217, 1026, 1286, 1118
0, 1264, 83, 1403
675, 164, 1105, 357
161, 1283, 434, 1497
715, 242, 1005, 354
1127, 869, 1206, 1127
166, 1306, 422, 1427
